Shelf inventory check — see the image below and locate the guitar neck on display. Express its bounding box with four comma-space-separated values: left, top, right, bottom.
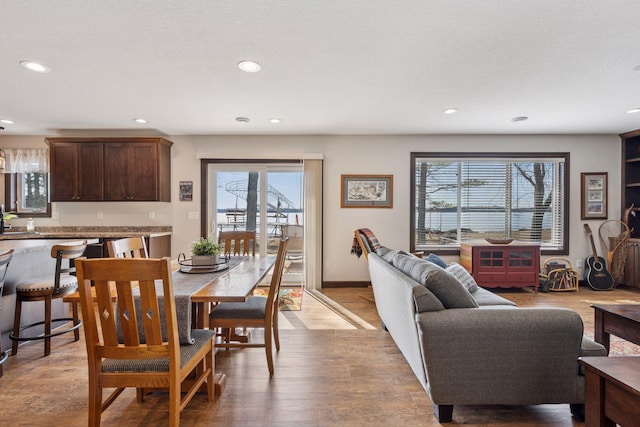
588, 233, 599, 259
584, 224, 599, 259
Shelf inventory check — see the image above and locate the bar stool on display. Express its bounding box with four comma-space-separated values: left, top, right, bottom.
10, 241, 87, 357
0, 250, 14, 376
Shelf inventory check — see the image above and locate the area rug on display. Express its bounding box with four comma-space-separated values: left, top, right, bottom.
253, 286, 303, 311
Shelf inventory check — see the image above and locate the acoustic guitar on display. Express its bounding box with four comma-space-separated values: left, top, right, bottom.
583, 224, 614, 290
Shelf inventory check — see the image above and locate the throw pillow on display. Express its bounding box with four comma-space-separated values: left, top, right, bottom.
425, 252, 448, 269
413, 285, 445, 312
445, 262, 480, 293
375, 246, 397, 263
391, 252, 478, 309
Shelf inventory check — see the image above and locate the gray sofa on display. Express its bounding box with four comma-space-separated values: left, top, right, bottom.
367, 249, 606, 423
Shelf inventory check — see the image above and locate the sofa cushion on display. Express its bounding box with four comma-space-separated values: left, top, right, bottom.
391, 252, 479, 309
425, 252, 448, 269
413, 285, 445, 312
471, 287, 517, 306
445, 262, 479, 293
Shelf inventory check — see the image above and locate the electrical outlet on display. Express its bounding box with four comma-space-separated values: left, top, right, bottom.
148, 211, 155, 220
576, 259, 583, 268
52, 211, 60, 220
188, 211, 199, 220
97, 211, 104, 220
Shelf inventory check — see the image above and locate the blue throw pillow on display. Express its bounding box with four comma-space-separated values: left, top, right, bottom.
425, 252, 447, 269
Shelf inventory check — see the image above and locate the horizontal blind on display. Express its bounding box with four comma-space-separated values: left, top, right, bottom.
414, 154, 567, 252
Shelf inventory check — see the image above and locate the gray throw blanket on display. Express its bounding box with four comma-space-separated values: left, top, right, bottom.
116, 256, 246, 345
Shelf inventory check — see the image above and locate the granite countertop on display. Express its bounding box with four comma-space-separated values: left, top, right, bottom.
0, 226, 172, 241
0, 238, 101, 254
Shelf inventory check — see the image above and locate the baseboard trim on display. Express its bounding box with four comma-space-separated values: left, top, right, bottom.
322, 281, 371, 288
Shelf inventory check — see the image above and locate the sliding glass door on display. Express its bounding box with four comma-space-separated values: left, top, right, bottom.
207, 163, 304, 284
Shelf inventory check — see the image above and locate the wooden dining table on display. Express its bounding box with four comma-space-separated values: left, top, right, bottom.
64, 254, 277, 394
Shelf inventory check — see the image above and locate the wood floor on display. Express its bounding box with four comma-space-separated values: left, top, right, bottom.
1, 285, 639, 426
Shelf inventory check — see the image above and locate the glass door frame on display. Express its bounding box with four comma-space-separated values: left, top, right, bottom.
200, 159, 304, 282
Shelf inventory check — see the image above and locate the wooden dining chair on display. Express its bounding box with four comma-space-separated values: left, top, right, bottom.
10, 241, 87, 356
106, 236, 149, 258
0, 250, 14, 377
218, 230, 257, 256
209, 237, 289, 376
75, 256, 215, 427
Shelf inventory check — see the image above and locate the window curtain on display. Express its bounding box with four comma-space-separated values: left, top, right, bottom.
3, 148, 49, 173
303, 158, 323, 290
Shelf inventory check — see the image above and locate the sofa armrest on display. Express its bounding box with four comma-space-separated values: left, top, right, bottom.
417, 307, 586, 405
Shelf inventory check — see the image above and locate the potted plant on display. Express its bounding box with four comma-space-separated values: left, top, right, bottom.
190, 237, 222, 265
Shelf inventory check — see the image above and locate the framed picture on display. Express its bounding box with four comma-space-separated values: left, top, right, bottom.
341, 174, 393, 208
179, 181, 193, 201
581, 172, 607, 219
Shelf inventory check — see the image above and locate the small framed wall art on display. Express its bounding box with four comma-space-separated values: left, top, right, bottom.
581, 172, 607, 219
179, 181, 193, 201
341, 174, 393, 208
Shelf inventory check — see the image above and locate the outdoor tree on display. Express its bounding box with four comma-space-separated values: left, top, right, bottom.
514, 163, 552, 241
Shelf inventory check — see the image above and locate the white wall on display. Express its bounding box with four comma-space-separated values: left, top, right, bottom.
0, 133, 622, 284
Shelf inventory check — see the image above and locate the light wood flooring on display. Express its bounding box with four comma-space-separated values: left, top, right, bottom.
1, 285, 639, 426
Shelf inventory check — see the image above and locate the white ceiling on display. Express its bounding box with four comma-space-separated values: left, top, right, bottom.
2, 1, 640, 136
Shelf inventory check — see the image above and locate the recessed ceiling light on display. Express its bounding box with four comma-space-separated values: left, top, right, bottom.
269, 118, 282, 124
442, 108, 459, 115
0, 119, 14, 125
19, 61, 50, 73
627, 108, 640, 114
235, 117, 250, 123
238, 60, 261, 73
133, 118, 147, 124
511, 116, 528, 123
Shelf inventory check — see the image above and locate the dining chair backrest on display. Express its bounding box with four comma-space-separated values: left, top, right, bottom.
76, 257, 177, 354
265, 237, 289, 319
106, 237, 149, 259
281, 224, 303, 259
218, 230, 256, 256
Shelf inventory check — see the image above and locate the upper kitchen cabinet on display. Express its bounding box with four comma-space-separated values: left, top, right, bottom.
104, 139, 172, 201
47, 138, 173, 202
48, 140, 104, 201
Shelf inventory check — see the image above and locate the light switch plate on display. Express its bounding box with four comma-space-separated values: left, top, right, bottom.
188, 211, 199, 220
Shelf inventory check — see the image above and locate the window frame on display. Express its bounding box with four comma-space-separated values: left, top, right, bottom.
4, 173, 51, 218
410, 152, 569, 256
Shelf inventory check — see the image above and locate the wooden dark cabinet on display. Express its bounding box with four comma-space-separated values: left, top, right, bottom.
460, 242, 541, 292
47, 138, 172, 202
621, 129, 640, 237
104, 140, 172, 201
49, 140, 104, 201
623, 238, 640, 290
620, 130, 640, 289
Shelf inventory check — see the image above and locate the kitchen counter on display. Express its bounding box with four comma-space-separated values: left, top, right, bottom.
0, 226, 172, 240
0, 238, 98, 253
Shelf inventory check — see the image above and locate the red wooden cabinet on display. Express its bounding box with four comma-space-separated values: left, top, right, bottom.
460, 242, 540, 292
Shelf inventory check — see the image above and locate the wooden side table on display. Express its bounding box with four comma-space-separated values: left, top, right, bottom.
579, 357, 640, 427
